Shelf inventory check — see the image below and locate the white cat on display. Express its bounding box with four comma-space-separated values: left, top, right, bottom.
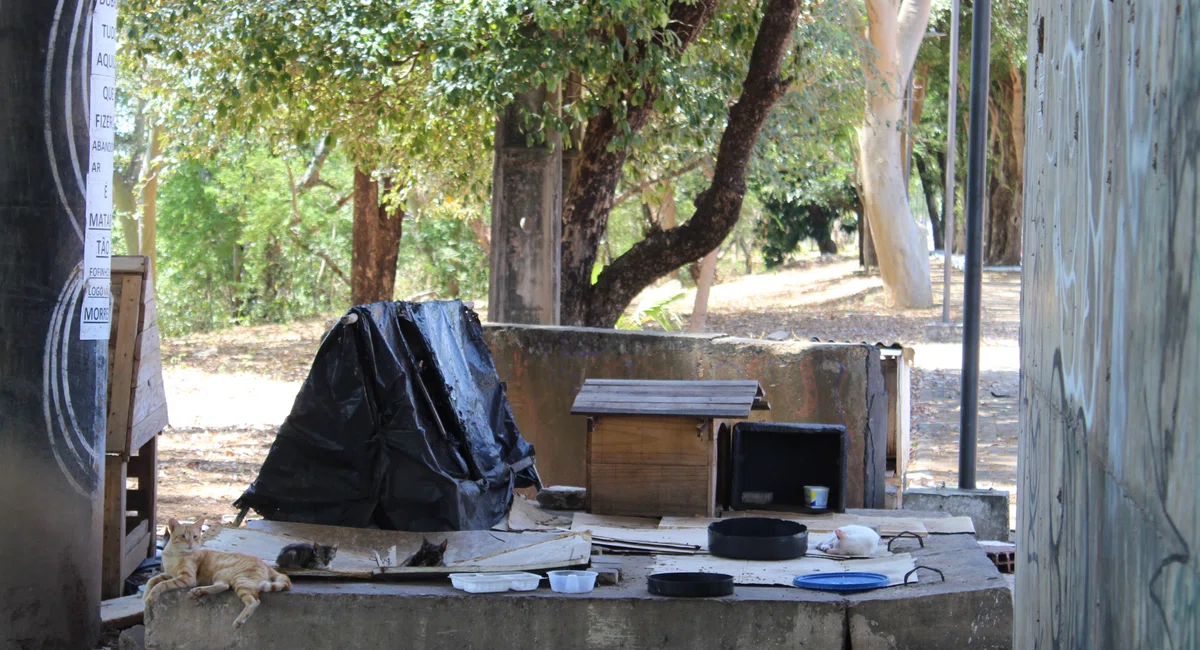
815, 524, 881, 557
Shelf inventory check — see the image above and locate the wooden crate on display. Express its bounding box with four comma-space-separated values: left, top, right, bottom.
572, 380, 768, 518
102, 256, 168, 599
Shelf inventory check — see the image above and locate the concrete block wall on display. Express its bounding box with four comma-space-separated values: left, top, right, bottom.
482, 325, 889, 509
1019, 1, 1200, 647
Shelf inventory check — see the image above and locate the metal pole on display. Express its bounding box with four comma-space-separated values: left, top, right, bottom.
959, 0, 991, 490
1, 1, 106, 646
941, 0, 962, 324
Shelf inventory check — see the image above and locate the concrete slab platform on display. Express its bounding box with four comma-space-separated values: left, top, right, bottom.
145, 534, 1010, 649
903, 487, 1011, 541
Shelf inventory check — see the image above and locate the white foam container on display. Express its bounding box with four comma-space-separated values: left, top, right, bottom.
449, 572, 543, 594
547, 570, 598, 594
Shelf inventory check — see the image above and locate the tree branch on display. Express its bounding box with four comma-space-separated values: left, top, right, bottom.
296, 135, 332, 193
285, 161, 351, 287
286, 229, 352, 288
612, 158, 707, 209
896, 0, 934, 81
559, 0, 719, 325
587, 0, 802, 327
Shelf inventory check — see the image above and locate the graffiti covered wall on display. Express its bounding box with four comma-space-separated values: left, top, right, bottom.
1018, 1, 1198, 648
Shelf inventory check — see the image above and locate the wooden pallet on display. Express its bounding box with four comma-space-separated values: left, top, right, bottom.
102, 256, 169, 599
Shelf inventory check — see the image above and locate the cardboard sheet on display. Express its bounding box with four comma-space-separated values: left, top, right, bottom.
200, 521, 590, 578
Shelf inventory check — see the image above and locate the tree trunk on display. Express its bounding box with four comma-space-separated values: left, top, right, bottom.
657, 182, 681, 281
858, 0, 934, 307
687, 250, 718, 332
984, 62, 1024, 266
140, 123, 163, 283
561, 71, 584, 207
558, 1, 717, 326
915, 152, 944, 250
738, 236, 753, 274
858, 198, 878, 267
901, 64, 929, 187
564, 0, 801, 327
351, 168, 404, 305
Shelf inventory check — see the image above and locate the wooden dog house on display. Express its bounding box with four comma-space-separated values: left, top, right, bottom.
571, 379, 769, 518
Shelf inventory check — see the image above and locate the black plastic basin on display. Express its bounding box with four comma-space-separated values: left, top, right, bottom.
648, 572, 735, 598
707, 517, 808, 561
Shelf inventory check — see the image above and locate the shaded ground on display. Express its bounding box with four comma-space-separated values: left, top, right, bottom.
158, 254, 1020, 531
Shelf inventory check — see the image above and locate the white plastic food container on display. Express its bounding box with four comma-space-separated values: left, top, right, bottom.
547, 570, 598, 594
449, 572, 543, 594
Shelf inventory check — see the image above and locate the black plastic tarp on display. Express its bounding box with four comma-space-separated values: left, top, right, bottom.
233, 300, 540, 532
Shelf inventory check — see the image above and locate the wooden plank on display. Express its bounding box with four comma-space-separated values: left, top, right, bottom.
130, 436, 159, 557
576, 384, 761, 396
589, 462, 713, 518
573, 403, 754, 418
574, 394, 756, 406
122, 519, 152, 580
575, 387, 762, 399
130, 369, 166, 430
124, 519, 150, 551
106, 274, 143, 454
571, 512, 663, 530
101, 595, 144, 631
111, 256, 147, 274
134, 325, 162, 387
130, 404, 168, 452
591, 416, 709, 466
584, 379, 761, 388
140, 296, 158, 331
101, 457, 127, 599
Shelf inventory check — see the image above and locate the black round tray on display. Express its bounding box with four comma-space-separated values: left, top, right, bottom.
648, 572, 735, 598
708, 517, 808, 561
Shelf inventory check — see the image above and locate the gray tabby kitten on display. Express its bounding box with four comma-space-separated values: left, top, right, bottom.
275, 542, 339, 569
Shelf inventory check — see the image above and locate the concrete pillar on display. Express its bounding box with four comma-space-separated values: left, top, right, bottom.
1019, 1, 1199, 647
1, 1, 107, 647
488, 87, 562, 325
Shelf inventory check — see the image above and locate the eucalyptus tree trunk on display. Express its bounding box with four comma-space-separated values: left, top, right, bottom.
858, 0, 935, 307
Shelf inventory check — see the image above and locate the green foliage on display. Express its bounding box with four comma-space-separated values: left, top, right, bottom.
399, 200, 489, 300
757, 175, 859, 269
616, 280, 687, 331
153, 144, 354, 335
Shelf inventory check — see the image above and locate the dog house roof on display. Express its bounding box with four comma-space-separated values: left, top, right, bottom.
570, 379, 770, 419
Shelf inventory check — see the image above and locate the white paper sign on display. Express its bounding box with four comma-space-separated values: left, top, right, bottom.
80, 0, 118, 341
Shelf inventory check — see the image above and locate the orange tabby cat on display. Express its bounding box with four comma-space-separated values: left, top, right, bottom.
143, 518, 291, 628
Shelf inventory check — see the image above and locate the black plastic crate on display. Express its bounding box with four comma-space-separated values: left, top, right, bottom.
727, 423, 848, 513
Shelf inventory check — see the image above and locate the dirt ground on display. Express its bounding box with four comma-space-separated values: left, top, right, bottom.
157, 254, 1020, 530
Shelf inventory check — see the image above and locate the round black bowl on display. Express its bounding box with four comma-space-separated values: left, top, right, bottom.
708, 517, 808, 561
648, 572, 735, 598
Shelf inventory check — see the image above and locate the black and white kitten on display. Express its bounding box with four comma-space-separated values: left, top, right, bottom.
403, 537, 449, 567
275, 542, 339, 569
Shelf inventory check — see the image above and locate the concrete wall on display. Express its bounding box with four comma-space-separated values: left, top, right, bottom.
1019, 1, 1199, 647
483, 325, 888, 509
